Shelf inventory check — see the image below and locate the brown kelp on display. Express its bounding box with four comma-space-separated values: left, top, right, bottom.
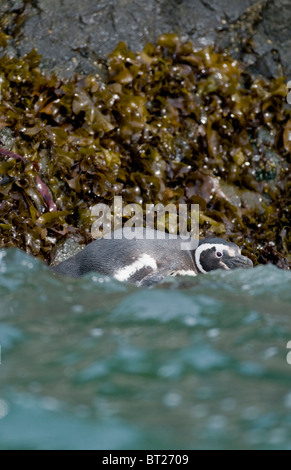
0, 35, 290, 268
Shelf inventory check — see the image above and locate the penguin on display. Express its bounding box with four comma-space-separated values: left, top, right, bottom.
51, 227, 253, 287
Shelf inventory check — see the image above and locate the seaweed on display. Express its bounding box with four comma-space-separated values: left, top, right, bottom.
0, 36, 290, 268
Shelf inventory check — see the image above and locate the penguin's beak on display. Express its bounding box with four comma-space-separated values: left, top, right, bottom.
224, 255, 253, 269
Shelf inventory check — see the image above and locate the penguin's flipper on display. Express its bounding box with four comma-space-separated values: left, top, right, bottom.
136, 270, 172, 287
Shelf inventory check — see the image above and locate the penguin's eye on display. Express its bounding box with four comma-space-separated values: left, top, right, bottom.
216, 251, 222, 258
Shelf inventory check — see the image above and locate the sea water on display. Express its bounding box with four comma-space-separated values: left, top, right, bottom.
0, 248, 291, 449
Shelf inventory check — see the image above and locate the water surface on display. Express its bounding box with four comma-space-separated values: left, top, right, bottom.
0, 249, 291, 449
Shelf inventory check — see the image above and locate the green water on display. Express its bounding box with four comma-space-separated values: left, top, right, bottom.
0, 248, 291, 449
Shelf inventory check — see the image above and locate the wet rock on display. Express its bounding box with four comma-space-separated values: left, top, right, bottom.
0, 0, 291, 79
50, 237, 85, 266
0, 128, 16, 150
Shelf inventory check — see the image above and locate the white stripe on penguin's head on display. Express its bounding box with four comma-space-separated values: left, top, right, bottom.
194, 243, 236, 273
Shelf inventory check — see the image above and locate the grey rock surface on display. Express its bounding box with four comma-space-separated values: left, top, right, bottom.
0, 0, 289, 78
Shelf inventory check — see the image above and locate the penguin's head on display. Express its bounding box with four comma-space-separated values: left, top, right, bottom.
193, 238, 253, 273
